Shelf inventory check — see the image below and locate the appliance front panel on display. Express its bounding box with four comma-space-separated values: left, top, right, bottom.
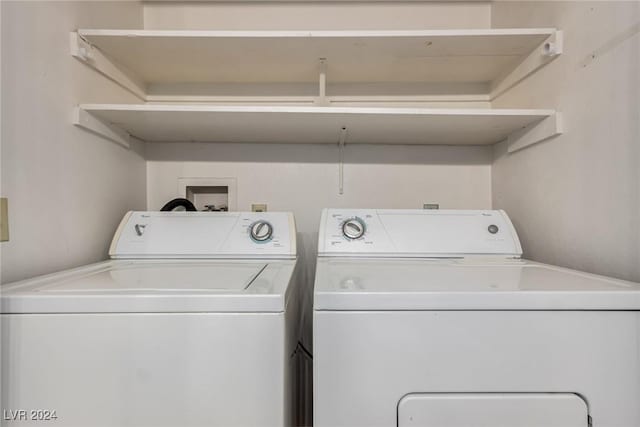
2, 312, 288, 426
313, 310, 640, 427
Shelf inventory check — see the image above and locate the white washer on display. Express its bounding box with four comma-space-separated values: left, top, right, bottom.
314, 209, 640, 427
2, 211, 302, 427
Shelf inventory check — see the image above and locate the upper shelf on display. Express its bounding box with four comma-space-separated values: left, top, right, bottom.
75, 28, 560, 87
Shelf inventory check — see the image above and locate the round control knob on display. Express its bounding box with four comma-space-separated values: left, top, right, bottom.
342, 217, 366, 240
488, 224, 499, 234
250, 221, 273, 242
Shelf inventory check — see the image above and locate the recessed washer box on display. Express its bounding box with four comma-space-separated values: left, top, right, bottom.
178, 177, 237, 211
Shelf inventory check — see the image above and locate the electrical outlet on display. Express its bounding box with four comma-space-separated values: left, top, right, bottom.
0, 198, 8, 242
252, 204, 267, 212
423, 203, 439, 210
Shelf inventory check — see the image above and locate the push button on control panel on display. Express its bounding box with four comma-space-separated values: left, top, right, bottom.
488, 224, 499, 234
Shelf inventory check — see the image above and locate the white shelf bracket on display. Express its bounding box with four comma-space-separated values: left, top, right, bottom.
70, 32, 147, 101
73, 107, 131, 148
507, 112, 563, 153
490, 30, 564, 100
338, 127, 347, 195
316, 58, 329, 106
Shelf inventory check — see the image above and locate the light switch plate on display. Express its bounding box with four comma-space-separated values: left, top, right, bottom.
0, 198, 8, 242
252, 204, 267, 212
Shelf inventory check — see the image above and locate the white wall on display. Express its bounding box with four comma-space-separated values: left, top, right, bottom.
146, 143, 493, 233
491, 1, 640, 282
0, 3, 3, 281
1, 1, 147, 284
142, 1, 491, 30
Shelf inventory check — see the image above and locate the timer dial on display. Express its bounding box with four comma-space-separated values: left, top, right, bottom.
250, 220, 273, 242
342, 217, 366, 240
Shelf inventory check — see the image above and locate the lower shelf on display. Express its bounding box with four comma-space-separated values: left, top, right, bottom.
75, 104, 560, 149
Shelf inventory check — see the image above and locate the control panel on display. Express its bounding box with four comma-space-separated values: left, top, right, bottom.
110, 211, 296, 259
318, 209, 522, 258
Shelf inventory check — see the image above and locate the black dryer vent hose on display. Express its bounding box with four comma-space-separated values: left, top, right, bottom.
160, 198, 197, 212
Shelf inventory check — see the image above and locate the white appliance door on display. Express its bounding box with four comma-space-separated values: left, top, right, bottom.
398, 393, 588, 427
2, 312, 287, 427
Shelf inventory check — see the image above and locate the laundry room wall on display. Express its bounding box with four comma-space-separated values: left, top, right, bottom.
146, 144, 493, 234
0, 4, 3, 278
0, 1, 147, 284
141, 1, 492, 30
491, 1, 640, 282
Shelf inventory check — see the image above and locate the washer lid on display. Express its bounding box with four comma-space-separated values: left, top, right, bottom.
2, 259, 296, 313
314, 259, 640, 310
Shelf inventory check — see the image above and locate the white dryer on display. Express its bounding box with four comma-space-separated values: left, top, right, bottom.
2, 211, 302, 427
313, 209, 640, 427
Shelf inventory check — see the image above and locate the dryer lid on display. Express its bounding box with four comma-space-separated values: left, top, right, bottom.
317, 209, 522, 258
314, 258, 640, 310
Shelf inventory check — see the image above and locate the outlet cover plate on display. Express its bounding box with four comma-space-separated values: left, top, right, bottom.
0, 198, 8, 242
252, 204, 267, 212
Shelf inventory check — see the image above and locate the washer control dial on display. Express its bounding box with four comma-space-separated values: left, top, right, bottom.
250, 220, 274, 242
342, 217, 366, 240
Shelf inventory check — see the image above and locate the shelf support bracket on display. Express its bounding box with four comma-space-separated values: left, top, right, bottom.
72, 107, 131, 148
490, 30, 563, 100
316, 58, 329, 106
338, 127, 347, 195
507, 112, 563, 153
70, 32, 147, 101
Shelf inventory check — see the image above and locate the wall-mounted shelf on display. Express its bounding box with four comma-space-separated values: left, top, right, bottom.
74, 104, 561, 149
71, 27, 563, 151
71, 28, 562, 102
